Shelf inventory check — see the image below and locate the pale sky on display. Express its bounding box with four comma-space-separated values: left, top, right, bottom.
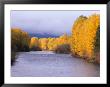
11, 10, 99, 36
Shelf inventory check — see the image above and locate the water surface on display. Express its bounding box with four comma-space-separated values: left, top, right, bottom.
11, 51, 100, 77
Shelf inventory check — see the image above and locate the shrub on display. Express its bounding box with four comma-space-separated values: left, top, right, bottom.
94, 28, 100, 64
11, 51, 16, 66
54, 44, 71, 54
30, 46, 42, 51
94, 27, 100, 52
94, 52, 100, 64
19, 45, 30, 52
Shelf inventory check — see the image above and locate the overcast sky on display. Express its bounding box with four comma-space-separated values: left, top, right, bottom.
11, 10, 99, 36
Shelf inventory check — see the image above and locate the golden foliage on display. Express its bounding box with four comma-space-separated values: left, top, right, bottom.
29, 37, 39, 48
11, 13, 100, 63
11, 28, 30, 51
71, 14, 100, 59
39, 38, 48, 50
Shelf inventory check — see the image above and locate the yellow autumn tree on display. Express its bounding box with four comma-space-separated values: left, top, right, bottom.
59, 33, 69, 44
47, 38, 56, 50
39, 38, 48, 50
11, 28, 30, 51
71, 15, 87, 56
71, 14, 100, 59
30, 37, 39, 48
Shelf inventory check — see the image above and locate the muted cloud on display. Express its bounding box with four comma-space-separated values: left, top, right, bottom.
11, 10, 100, 36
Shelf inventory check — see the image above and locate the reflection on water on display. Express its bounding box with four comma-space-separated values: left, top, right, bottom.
11, 51, 100, 77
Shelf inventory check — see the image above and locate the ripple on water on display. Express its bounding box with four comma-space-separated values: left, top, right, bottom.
11, 51, 100, 77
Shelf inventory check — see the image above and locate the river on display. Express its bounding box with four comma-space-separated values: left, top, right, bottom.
11, 51, 100, 77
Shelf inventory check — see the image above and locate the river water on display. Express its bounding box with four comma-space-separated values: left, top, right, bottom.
11, 51, 100, 77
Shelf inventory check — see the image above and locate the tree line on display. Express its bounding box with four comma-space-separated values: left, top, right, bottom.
11, 14, 100, 65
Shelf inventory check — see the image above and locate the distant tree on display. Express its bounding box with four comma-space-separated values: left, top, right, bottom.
30, 37, 42, 51
39, 38, 48, 50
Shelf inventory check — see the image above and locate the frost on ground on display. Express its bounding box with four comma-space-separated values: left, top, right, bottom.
11, 51, 100, 77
